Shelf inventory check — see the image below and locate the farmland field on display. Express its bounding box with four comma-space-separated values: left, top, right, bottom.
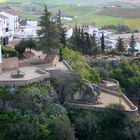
97, 7, 140, 18
124, 18, 140, 29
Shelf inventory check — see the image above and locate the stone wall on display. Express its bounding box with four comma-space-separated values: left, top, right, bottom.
0, 74, 50, 87
0, 64, 2, 75
66, 86, 138, 120
2, 57, 18, 70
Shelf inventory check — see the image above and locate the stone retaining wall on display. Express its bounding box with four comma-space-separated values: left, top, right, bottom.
0, 69, 50, 87
0, 75, 49, 87
0, 64, 2, 75
66, 87, 138, 120
66, 101, 137, 120
2, 57, 18, 70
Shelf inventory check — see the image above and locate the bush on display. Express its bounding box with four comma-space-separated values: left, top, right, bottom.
2, 46, 18, 57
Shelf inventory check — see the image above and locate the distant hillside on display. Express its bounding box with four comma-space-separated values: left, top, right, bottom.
1, 0, 140, 6
97, 7, 140, 18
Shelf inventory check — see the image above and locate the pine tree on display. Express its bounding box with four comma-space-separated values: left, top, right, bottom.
101, 32, 105, 52
38, 6, 61, 56
129, 34, 136, 56
116, 37, 125, 55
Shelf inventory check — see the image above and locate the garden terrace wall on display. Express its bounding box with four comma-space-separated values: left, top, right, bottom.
0, 68, 50, 87
0, 75, 49, 87
2, 57, 18, 70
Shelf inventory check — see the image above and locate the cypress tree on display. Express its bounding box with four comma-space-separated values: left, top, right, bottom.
101, 32, 105, 52
129, 34, 136, 56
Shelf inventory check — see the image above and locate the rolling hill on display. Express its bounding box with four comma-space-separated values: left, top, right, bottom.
0, 0, 140, 6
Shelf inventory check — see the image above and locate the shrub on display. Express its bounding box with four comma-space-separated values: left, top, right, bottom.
2, 46, 18, 57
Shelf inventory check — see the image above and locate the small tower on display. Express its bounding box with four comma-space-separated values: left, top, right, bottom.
0, 45, 2, 74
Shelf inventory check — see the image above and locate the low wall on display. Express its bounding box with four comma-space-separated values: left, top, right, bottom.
66, 86, 138, 120
0, 74, 49, 87
99, 87, 138, 119
66, 101, 137, 120
0, 68, 50, 87
0, 64, 2, 75
100, 78, 120, 90
63, 60, 74, 71
2, 57, 18, 70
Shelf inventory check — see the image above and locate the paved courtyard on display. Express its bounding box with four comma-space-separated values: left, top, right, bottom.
0, 67, 48, 81
0, 67, 50, 86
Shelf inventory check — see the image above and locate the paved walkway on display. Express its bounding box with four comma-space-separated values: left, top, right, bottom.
96, 92, 132, 111
44, 61, 70, 71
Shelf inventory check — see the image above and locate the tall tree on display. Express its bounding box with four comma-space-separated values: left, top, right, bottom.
55, 10, 67, 60
84, 32, 90, 55
101, 32, 105, 52
38, 6, 61, 56
116, 37, 125, 55
70, 26, 81, 52
90, 33, 100, 58
129, 34, 136, 56
55, 9, 66, 47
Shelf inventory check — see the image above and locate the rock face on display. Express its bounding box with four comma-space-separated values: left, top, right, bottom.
73, 85, 100, 104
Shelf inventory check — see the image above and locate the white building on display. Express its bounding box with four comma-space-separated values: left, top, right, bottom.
66, 28, 73, 39
17, 21, 38, 39
81, 25, 99, 38
0, 11, 19, 32
0, 14, 9, 37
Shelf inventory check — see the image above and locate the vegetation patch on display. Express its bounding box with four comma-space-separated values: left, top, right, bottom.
2, 46, 18, 57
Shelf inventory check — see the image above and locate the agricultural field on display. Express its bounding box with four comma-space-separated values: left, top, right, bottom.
124, 18, 140, 29
97, 7, 140, 18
